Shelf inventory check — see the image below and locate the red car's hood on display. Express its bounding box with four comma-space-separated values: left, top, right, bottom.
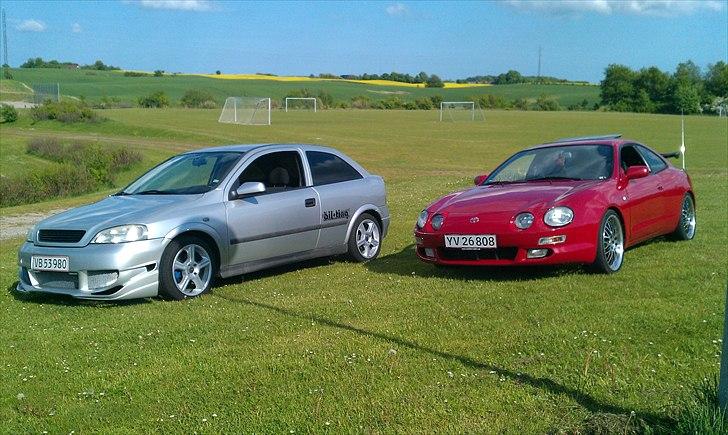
435, 180, 601, 215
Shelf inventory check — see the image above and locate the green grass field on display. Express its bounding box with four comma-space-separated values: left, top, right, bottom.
0, 109, 726, 433
4, 68, 600, 107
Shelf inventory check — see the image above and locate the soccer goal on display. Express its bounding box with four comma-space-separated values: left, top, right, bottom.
439, 101, 485, 122
219, 97, 271, 125
285, 97, 317, 112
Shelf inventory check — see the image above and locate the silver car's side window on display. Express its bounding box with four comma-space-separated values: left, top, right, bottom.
230, 151, 306, 197
306, 151, 363, 186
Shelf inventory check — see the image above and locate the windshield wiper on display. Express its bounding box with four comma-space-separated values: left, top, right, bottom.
526, 176, 584, 182
133, 189, 174, 195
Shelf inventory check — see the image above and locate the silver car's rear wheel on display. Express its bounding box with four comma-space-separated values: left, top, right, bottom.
172, 244, 213, 297
348, 213, 382, 262
159, 235, 216, 300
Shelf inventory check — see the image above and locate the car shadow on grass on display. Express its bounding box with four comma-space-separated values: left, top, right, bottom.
366, 244, 587, 281
215, 292, 673, 431
6, 281, 151, 306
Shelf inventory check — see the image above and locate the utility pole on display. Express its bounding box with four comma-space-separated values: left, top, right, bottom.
1, 8, 8, 68
537, 46, 542, 82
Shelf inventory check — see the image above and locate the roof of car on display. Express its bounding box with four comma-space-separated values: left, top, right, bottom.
528, 138, 632, 150
188, 143, 338, 154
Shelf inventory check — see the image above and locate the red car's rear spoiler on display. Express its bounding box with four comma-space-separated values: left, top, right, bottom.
661, 151, 680, 159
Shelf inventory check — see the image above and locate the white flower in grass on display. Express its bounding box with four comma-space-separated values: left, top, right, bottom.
17, 393, 25, 400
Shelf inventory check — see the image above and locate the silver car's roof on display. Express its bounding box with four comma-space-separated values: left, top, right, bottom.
188, 143, 341, 154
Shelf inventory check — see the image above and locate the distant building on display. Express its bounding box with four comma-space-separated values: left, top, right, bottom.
63, 63, 79, 69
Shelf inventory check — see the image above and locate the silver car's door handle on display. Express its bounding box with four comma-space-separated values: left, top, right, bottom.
305, 198, 316, 207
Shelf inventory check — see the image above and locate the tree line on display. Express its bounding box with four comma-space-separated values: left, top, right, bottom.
19, 57, 120, 71
600, 61, 727, 114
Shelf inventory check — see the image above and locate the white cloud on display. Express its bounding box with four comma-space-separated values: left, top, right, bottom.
16, 19, 46, 32
386, 3, 408, 16
135, 0, 213, 11
72, 23, 82, 33
503, 0, 724, 17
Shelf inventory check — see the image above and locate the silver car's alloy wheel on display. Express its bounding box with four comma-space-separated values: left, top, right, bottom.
602, 214, 624, 272
172, 244, 212, 297
356, 219, 380, 259
680, 195, 696, 239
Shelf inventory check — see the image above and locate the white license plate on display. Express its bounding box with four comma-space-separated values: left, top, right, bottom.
444, 234, 497, 250
31, 255, 70, 272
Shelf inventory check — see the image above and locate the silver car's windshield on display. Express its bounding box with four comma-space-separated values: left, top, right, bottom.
121, 152, 244, 195
484, 144, 613, 185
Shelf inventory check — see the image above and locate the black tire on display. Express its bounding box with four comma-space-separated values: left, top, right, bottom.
590, 210, 624, 274
158, 235, 217, 300
672, 193, 696, 241
347, 213, 382, 263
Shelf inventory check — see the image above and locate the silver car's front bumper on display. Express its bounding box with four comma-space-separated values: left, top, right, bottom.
17, 238, 169, 300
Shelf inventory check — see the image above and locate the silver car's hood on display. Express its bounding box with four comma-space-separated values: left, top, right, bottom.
37, 194, 207, 238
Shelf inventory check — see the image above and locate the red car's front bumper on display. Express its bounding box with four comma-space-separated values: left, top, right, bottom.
414, 223, 598, 267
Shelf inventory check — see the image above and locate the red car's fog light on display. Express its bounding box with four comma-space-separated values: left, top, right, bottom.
527, 248, 549, 259
538, 235, 566, 245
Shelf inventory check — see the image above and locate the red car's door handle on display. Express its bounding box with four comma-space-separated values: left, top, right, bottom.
657, 185, 664, 191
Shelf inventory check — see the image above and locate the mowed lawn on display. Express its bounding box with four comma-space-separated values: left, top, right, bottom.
0, 109, 726, 433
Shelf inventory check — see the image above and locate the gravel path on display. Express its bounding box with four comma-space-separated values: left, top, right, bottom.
0, 209, 67, 241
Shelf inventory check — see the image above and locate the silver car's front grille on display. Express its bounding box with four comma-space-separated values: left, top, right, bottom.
30, 271, 79, 289
38, 229, 86, 243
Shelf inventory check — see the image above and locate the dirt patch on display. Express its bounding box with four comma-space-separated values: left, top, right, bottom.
0, 209, 67, 241
1, 101, 37, 109
366, 89, 410, 95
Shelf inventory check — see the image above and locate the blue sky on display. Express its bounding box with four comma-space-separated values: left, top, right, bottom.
2, 0, 726, 82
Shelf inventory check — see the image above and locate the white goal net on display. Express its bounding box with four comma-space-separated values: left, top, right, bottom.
439, 101, 485, 122
219, 97, 271, 125
285, 97, 317, 112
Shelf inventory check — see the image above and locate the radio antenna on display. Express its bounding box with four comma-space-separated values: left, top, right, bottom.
680, 110, 686, 170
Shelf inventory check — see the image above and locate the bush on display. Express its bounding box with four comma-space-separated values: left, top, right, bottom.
30, 100, 103, 123
429, 95, 444, 108
138, 91, 170, 108
534, 94, 560, 111
123, 71, 151, 77
0, 164, 97, 207
3, 68, 12, 80
426, 74, 444, 88
1, 138, 144, 207
414, 98, 434, 110
180, 89, 217, 108
153, 70, 164, 77
0, 104, 18, 123
350, 96, 371, 109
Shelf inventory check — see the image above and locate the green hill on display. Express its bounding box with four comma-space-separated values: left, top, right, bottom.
6, 68, 600, 107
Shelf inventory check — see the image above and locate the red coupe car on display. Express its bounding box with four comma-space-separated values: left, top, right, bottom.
414, 134, 696, 273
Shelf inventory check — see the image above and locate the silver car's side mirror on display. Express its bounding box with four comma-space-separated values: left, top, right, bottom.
235, 182, 266, 199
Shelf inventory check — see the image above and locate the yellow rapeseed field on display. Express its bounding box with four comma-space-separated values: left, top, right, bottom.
193, 73, 490, 88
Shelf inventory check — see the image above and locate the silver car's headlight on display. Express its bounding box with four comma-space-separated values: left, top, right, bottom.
431, 214, 445, 231
416, 210, 429, 229
92, 225, 148, 244
514, 212, 534, 229
544, 207, 574, 227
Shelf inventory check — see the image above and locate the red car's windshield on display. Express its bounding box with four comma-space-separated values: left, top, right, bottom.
484, 144, 613, 184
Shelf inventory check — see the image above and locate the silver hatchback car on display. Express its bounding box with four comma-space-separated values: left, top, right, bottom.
18, 144, 389, 300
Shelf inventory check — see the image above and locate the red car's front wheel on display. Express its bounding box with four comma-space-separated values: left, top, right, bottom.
591, 210, 624, 274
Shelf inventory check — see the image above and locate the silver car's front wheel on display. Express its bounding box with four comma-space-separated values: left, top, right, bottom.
159, 236, 216, 300
348, 213, 382, 262
172, 244, 213, 297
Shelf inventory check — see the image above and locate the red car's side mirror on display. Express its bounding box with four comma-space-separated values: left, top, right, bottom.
625, 166, 649, 181
474, 174, 489, 185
